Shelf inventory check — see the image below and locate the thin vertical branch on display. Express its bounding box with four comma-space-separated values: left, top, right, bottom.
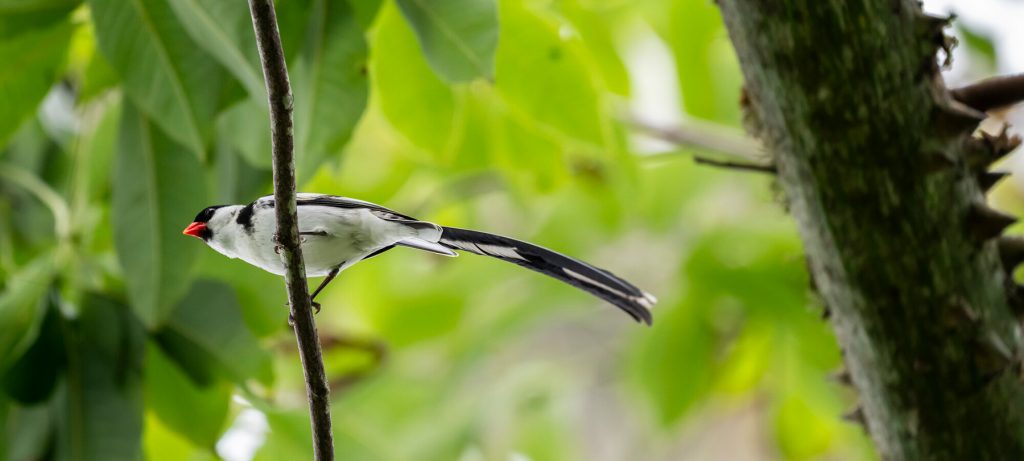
247, 1, 334, 459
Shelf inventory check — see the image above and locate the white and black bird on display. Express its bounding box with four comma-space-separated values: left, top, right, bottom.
182, 193, 655, 324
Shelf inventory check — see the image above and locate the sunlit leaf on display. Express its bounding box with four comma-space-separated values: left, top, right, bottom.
292, 0, 369, 182
662, 0, 741, 122
631, 300, 716, 426
53, 293, 145, 461
0, 17, 71, 146
373, 1, 455, 154
88, 0, 230, 160
0, 251, 54, 372
142, 412, 215, 461
113, 103, 207, 328
559, 0, 630, 95
395, 0, 497, 83
144, 341, 230, 448
495, 1, 604, 144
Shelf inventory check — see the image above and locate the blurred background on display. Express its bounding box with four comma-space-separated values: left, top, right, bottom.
0, 0, 1019, 460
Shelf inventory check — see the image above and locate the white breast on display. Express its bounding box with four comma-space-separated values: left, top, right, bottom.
232, 203, 405, 277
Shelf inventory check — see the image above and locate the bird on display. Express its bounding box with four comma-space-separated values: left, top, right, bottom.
182, 193, 655, 324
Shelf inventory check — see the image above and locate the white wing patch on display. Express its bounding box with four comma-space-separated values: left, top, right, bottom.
445, 240, 526, 261
396, 238, 458, 257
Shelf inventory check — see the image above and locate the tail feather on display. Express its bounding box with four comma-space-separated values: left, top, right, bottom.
438, 227, 655, 325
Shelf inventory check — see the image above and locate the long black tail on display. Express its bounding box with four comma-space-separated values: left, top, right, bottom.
438, 227, 655, 325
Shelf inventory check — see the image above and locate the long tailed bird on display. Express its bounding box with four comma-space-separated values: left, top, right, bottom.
183, 194, 655, 324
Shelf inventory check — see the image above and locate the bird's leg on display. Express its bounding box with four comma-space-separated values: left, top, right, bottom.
308, 265, 342, 314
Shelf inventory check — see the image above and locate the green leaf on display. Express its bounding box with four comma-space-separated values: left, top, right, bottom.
88, 0, 230, 160
4, 402, 53, 461
0, 18, 71, 146
0, 251, 55, 372
350, 0, 383, 30
158, 279, 273, 384
1, 303, 64, 405
631, 300, 716, 426
395, 0, 497, 83
195, 249, 285, 338
253, 409, 314, 461
218, 98, 272, 170
113, 103, 207, 328
0, 0, 78, 38
559, 0, 630, 96
292, 0, 369, 182
142, 412, 219, 461
212, 133, 272, 204
373, 1, 455, 153
144, 341, 230, 448
166, 0, 264, 98
53, 293, 145, 461
662, 0, 741, 122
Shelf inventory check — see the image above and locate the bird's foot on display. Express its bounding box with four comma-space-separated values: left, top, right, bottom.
273, 233, 283, 255
311, 300, 321, 314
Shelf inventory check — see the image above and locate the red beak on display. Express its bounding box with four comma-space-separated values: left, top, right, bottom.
182, 222, 207, 238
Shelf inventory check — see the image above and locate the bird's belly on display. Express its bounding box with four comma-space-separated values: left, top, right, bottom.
300, 236, 362, 276
239, 233, 364, 278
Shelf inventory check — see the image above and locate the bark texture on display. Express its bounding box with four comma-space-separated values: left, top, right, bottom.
717, 1, 1024, 459
248, 1, 334, 459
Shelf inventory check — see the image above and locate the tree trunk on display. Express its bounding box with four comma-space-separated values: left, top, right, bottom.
717, 1, 1024, 459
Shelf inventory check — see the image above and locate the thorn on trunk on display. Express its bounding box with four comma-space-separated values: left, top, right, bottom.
933, 99, 985, 139
916, 13, 956, 77
978, 171, 1009, 193
967, 202, 1017, 241
966, 127, 1023, 170
829, 368, 854, 387
923, 148, 958, 174
999, 237, 1024, 274
1008, 285, 1024, 317
841, 406, 867, 428
973, 331, 1017, 386
982, 126, 1022, 157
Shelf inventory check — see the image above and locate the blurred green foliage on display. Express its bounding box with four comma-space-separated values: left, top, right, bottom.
0, 0, 911, 459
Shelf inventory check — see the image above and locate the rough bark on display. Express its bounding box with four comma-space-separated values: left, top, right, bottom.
717, 1, 1024, 459
248, 1, 334, 459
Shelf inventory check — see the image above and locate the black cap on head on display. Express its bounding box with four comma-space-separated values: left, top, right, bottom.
193, 205, 226, 223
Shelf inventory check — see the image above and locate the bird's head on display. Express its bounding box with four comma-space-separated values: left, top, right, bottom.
182, 205, 231, 242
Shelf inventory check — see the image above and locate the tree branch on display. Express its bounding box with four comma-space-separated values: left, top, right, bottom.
627, 116, 766, 162
692, 156, 777, 174
952, 73, 1024, 112
248, 1, 334, 459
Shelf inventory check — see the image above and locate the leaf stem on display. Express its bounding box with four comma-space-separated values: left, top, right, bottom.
247, 1, 334, 459
0, 162, 72, 241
